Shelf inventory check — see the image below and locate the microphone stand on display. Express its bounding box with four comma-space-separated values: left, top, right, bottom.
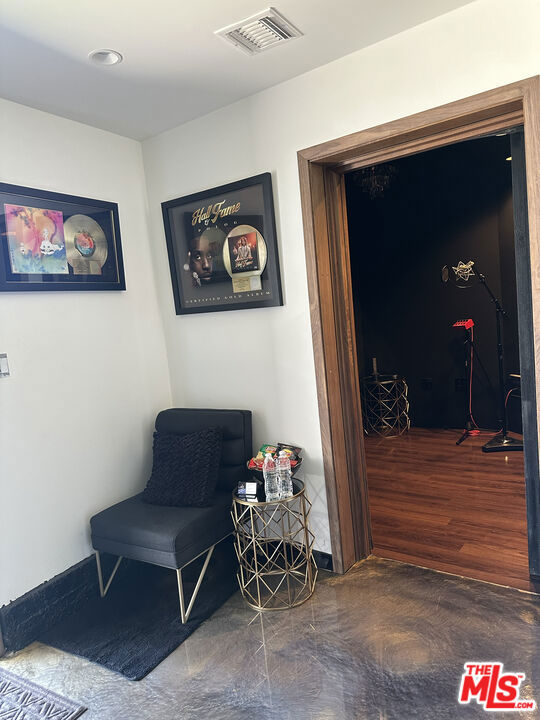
456, 325, 476, 446
474, 266, 523, 452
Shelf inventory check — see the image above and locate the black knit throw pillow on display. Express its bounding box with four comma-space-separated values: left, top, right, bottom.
142, 427, 222, 507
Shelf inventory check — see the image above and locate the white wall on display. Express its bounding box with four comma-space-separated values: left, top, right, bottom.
0, 99, 172, 604
142, 0, 540, 554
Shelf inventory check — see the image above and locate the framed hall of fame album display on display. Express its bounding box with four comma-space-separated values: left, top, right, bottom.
0, 182, 125, 292
161, 173, 283, 314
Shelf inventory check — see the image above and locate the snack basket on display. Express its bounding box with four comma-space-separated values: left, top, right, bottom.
247, 456, 303, 483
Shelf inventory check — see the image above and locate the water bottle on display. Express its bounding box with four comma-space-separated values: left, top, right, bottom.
263, 453, 280, 501
277, 450, 293, 498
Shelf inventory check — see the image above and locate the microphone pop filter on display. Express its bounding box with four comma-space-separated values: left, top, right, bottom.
442, 260, 478, 289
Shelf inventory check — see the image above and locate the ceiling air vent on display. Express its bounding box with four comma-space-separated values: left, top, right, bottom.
215, 7, 302, 56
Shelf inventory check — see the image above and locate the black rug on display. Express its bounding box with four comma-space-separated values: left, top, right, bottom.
0, 666, 87, 718
39, 539, 238, 681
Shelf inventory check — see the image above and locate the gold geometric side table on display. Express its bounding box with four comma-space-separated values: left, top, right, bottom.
231, 480, 317, 611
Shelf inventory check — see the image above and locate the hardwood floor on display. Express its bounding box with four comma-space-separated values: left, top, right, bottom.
364, 427, 536, 591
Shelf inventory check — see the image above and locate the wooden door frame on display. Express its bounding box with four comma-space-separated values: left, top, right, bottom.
298, 76, 540, 576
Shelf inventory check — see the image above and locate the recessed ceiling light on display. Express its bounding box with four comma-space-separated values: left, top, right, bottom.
88, 49, 123, 66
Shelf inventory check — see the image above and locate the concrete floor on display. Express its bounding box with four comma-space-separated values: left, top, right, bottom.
1, 557, 539, 719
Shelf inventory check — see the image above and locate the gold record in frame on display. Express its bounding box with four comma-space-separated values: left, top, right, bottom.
223, 224, 267, 293
64, 214, 108, 275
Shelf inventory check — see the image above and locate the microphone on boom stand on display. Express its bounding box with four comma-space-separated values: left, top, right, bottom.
441, 260, 523, 453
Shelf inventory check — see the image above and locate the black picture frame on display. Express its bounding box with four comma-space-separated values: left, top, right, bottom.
0, 182, 125, 292
162, 173, 283, 314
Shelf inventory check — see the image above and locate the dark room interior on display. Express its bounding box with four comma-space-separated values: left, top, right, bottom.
346, 134, 521, 432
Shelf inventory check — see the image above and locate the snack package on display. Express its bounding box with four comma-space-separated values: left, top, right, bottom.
276, 443, 302, 469
259, 443, 278, 457
253, 443, 279, 467
277, 443, 302, 460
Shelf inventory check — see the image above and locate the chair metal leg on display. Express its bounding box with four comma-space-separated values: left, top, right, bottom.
176, 568, 187, 623
176, 545, 215, 624
95, 552, 123, 598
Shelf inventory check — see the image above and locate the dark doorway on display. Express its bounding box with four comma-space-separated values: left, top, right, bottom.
344, 132, 530, 589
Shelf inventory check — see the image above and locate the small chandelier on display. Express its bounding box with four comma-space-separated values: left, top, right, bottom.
352, 163, 397, 199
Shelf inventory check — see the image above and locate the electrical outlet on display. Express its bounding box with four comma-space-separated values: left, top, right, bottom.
455, 377, 467, 391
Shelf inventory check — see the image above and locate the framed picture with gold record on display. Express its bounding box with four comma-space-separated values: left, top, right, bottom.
162, 173, 282, 314
0, 182, 125, 292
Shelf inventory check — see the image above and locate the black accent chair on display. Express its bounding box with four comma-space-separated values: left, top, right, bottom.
90, 408, 252, 623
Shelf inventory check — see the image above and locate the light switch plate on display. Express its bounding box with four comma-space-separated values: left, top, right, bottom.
0, 353, 10, 377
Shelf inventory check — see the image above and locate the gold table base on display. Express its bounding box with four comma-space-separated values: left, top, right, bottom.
231, 481, 317, 611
